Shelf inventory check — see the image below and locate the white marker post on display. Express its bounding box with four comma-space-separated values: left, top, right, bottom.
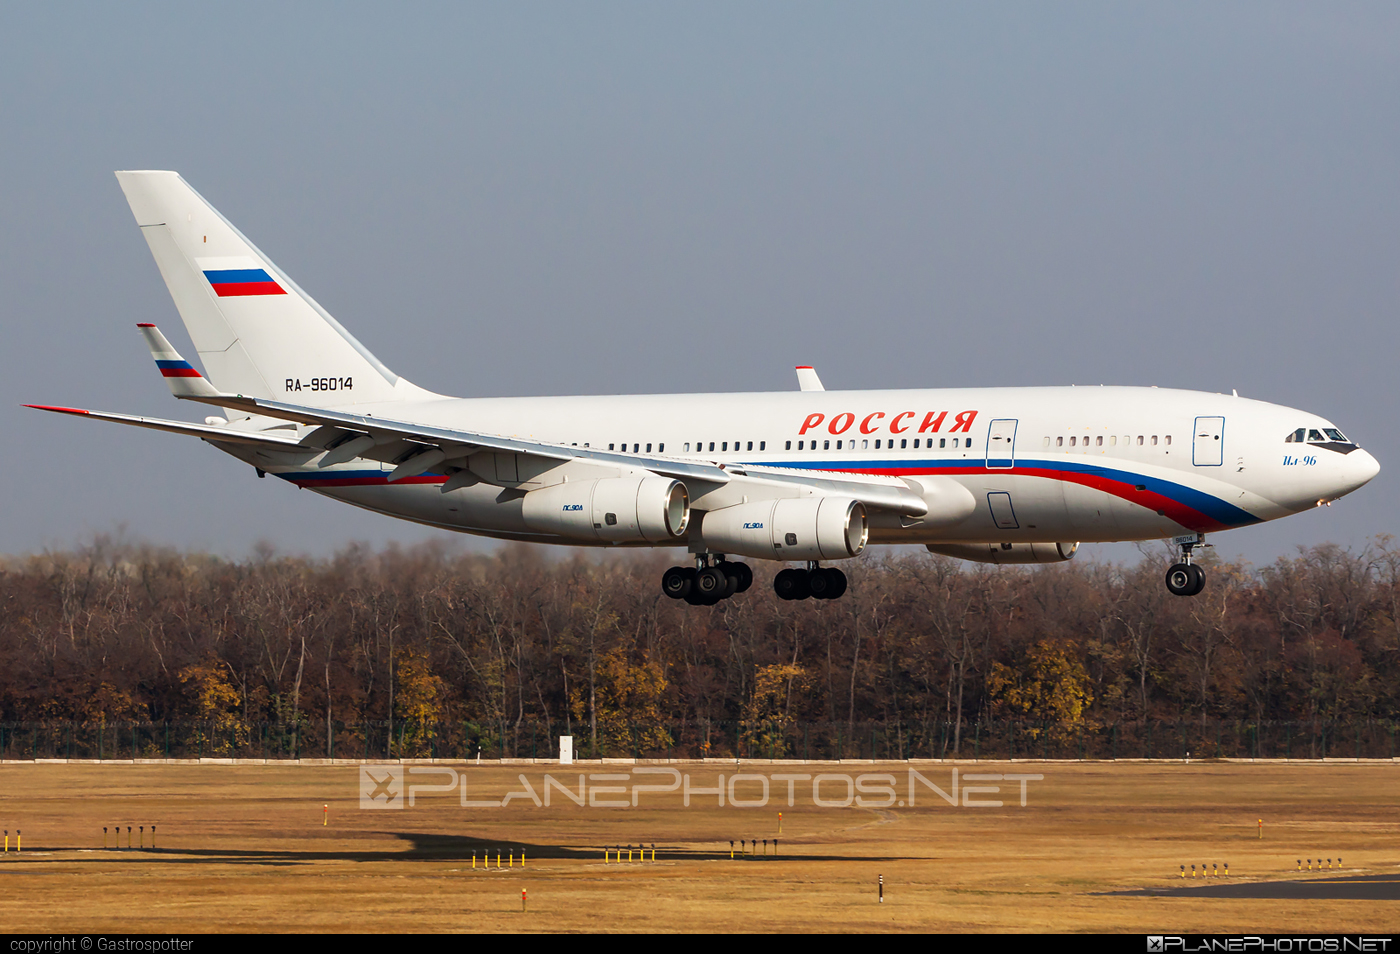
559, 736, 574, 765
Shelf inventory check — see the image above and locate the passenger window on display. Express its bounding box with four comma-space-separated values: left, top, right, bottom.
1070, 436, 1077, 447
1163, 436, 1170, 446
823, 440, 830, 450
722, 442, 728, 452
797, 441, 803, 450
609, 443, 615, 450
646, 443, 652, 452
1096, 436, 1103, 446
760, 442, 766, 451
633, 443, 639, 453
1151, 436, 1158, 446
863, 439, 869, 449
836, 440, 843, 450
939, 439, 946, 448
1056, 436, 1063, 447
708, 442, 715, 452
683, 443, 689, 452
784, 441, 791, 450
901, 439, 907, 449
1109, 436, 1116, 446
747, 441, 753, 451
1137, 436, 1144, 446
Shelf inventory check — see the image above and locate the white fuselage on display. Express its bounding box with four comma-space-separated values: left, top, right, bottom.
236, 384, 1379, 551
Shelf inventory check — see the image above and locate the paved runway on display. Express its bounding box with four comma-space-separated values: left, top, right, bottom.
1113, 875, 1400, 900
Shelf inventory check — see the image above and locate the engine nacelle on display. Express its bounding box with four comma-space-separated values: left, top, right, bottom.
702, 497, 868, 562
522, 476, 689, 543
926, 542, 1078, 565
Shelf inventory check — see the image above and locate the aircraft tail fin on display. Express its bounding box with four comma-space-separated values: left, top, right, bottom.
115, 171, 428, 406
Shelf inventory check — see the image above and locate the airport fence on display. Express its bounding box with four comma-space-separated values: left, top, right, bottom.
0, 719, 1397, 762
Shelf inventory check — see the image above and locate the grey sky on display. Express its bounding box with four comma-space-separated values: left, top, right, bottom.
3, 4, 1398, 567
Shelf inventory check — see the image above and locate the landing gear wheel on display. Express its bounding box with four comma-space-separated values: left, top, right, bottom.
661, 566, 694, 600
694, 566, 729, 603
807, 567, 850, 600
729, 562, 754, 593
825, 567, 848, 599
774, 568, 810, 601
1165, 563, 1204, 597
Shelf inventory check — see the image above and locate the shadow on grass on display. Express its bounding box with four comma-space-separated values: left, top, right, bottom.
1104, 874, 1400, 901
0, 832, 913, 866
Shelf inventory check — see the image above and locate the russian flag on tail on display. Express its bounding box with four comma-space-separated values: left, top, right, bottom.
203, 267, 287, 297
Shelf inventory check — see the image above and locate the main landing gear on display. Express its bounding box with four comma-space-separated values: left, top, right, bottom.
774, 562, 847, 602
660, 557, 850, 604
1165, 533, 1207, 597
661, 555, 753, 606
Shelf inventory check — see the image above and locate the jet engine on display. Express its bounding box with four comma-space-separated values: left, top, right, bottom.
926, 542, 1078, 565
701, 497, 868, 561
522, 476, 689, 543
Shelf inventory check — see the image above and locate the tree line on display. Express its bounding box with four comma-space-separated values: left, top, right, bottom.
1, 536, 1397, 758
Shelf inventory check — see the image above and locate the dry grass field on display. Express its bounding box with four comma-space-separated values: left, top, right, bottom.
0, 759, 1395, 933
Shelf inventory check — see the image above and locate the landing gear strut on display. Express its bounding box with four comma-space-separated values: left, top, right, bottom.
1165, 533, 1207, 597
775, 562, 847, 602
661, 555, 752, 606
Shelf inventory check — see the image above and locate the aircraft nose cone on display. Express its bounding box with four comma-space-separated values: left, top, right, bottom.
1337, 448, 1380, 497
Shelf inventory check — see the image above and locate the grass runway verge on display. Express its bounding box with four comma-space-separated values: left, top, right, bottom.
0, 760, 1395, 932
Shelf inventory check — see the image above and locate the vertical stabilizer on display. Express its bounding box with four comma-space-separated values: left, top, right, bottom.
115, 171, 429, 406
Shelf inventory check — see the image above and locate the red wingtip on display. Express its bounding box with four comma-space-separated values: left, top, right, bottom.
24, 404, 91, 415
795, 365, 814, 370
136, 322, 155, 328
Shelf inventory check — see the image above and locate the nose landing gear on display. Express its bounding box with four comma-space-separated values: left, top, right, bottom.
1165, 533, 1208, 597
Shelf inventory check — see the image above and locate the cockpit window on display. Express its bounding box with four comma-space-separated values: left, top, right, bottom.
1308, 429, 1325, 443
1285, 428, 1305, 443
1324, 428, 1349, 442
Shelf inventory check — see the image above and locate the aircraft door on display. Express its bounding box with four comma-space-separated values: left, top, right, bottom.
986, 419, 1018, 470
1193, 417, 1225, 467
987, 492, 1019, 529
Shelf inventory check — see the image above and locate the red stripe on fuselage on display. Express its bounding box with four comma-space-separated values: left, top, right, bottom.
839, 463, 1231, 534
290, 474, 448, 488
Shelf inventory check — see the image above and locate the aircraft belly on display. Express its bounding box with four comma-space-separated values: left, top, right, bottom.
1060, 482, 1121, 542
314, 481, 532, 535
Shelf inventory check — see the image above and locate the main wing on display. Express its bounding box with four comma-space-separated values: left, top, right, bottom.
32, 323, 930, 518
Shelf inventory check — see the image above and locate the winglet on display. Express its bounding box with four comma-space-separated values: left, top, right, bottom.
137, 324, 222, 398
795, 366, 825, 391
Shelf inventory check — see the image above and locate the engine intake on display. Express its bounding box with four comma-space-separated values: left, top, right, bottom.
701, 497, 868, 562
522, 476, 689, 543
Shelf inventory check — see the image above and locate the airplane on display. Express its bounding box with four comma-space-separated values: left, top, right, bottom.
27, 171, 1381, 605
